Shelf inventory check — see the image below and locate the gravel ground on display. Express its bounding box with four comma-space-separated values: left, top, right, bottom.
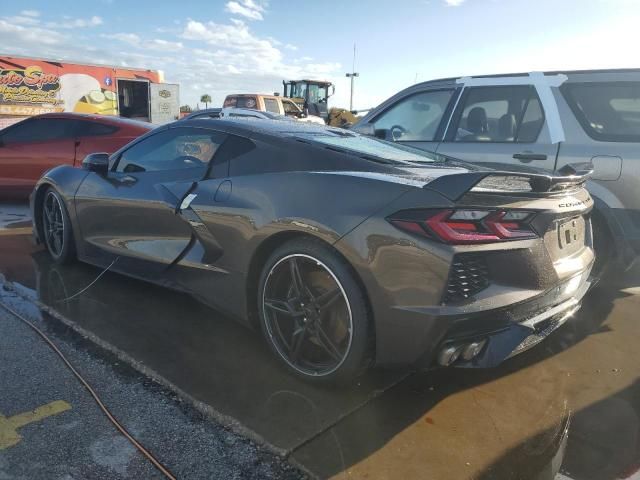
0, 285, 305, 480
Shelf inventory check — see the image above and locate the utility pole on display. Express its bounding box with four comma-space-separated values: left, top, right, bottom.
345, 43, 359, 111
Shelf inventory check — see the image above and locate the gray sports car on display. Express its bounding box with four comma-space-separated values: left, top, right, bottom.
31, 118, 595, 384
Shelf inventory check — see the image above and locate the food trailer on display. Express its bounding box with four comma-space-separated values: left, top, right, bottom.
0, 55, 179, 128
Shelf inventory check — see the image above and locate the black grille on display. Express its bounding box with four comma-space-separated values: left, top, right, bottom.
444, 255, 490, 303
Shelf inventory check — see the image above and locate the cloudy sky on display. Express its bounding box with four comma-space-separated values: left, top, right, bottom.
0, 0, 638, 110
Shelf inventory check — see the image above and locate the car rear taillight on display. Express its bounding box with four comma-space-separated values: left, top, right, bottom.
388, 209, 537, 244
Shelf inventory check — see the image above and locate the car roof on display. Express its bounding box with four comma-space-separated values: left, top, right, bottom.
418, 68, 640, 86
26, 112, 153, 129
184, 108, 222, 119
226, 93, 280, 100
177, 117, 341, 139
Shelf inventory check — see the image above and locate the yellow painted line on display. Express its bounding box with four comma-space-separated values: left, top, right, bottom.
0, 400, 72, 449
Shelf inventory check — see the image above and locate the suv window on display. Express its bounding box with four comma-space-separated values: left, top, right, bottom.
2, 118, 77, 143
263, 98, 280, 114
450, 86, 544, 143
372, 89, 454, 141
562, 81, 640, 142
116, 127, 226, 173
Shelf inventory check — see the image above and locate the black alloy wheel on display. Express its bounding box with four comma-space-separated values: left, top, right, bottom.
259, 239, 372, 384
42, 188, 74, 264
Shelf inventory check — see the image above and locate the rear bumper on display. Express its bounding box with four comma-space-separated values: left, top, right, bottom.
376, 263, 594, 368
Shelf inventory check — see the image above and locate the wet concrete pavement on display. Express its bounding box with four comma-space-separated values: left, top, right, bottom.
0, 289, 300, 480
1, 201, 639, 479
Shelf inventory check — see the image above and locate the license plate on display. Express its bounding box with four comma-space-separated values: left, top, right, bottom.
558, 217, 581, 250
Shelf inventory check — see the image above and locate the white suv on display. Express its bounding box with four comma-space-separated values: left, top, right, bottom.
354, 69, 640, 273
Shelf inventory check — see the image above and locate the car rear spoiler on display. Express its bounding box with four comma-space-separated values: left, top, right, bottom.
425, 162, 594, 201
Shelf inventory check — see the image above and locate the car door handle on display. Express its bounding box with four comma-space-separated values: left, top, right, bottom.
121, 175, 137, 184
513, 153, 548, 161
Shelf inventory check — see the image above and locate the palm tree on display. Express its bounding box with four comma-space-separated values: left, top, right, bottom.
200, 94, 212, 109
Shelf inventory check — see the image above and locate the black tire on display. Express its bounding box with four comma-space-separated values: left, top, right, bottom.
591, 213, 614, 282
257, 238, 373, 385
41, 187, 75, 264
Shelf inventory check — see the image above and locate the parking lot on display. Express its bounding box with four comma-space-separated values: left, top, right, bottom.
0, 201, 638, 479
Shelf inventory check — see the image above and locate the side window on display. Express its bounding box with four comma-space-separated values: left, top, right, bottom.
561, 81, 640, 142
116, 128, 226, 173
451, 86, 544, 143
372, 90, 454, 141
263, 98, 280, 114
282, 99, 300, 115
2, 118, 76, 143
77, 121, 118, 137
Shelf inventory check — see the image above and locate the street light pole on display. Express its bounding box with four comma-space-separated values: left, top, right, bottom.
345, 72, 359, 111
345, 43, 359, 111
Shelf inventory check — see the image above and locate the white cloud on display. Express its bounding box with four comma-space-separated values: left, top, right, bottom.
147, 39, 184, 51
4, 15, 41, 26
102, 32, 141, 46
21, 10, 40, 17
445, 0, 465, 5
284, 43, 298, 51
50, 16, 103, 29
181, 19, 282, 66
0, 19, 66, 46
225, 0, 266, 20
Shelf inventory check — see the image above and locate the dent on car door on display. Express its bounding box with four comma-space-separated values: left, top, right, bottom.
0, 118, 76, 195
74, 126, 227, 277
436, 85, 559, 171
366, 88, 458, 152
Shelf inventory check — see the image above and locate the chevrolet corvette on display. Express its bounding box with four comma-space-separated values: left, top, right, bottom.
31, 119, 595, 383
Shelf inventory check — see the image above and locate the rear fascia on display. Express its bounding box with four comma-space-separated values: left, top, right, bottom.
336, 184, 595, 367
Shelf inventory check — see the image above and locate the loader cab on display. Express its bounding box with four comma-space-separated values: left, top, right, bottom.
283, 80, 334, 123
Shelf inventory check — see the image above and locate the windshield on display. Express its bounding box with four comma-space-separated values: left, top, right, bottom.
291, 82, 328, 104
298, 132, 445, 164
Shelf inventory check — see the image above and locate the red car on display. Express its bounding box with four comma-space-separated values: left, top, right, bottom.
0, 113, 152, 199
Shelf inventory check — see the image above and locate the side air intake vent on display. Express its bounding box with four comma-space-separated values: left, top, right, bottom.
444, 254, 490, 303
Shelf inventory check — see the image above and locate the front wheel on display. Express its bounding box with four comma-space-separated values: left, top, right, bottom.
257, 238, 373, 385
41, 187, 75, 264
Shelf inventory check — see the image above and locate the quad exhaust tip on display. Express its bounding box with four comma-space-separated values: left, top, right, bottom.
437, 339, 487, 366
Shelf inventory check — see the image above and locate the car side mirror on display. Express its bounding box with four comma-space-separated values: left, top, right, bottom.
351, 123, 375, 136
82, 152, 110, 175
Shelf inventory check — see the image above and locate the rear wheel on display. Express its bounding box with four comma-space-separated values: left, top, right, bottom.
257, 238, 373, 385
591, 213, 615, 282
41, 188, 75, 264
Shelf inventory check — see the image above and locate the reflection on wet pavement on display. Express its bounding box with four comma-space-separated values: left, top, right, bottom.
1, 209, 638, 479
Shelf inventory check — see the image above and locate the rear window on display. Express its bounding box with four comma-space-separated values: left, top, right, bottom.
562, 81, 640, 142
224, 96, 258, 109
298, 132, 443, 164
